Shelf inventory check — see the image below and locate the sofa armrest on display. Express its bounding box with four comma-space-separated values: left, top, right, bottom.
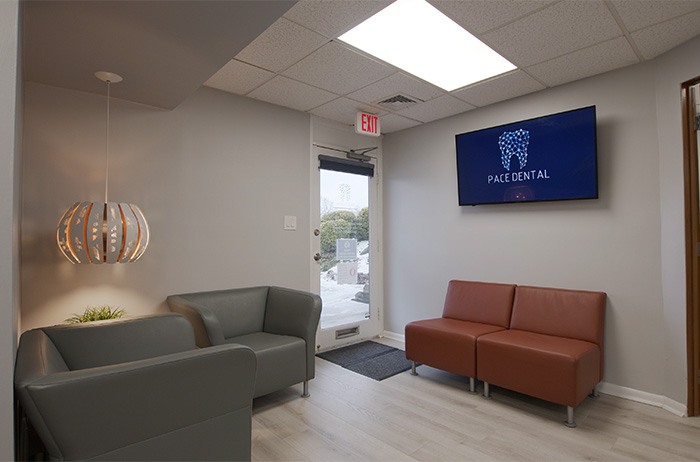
167, 295, 225, 346
18, 344, 256, 461
14, 329, 69, 458
14, 329, 69, 386
264, 286, 322, 378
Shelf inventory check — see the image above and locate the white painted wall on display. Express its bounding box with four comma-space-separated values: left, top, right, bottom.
21, 84, 312, 330
383, 35, 700, 407
0, 0, 20, 458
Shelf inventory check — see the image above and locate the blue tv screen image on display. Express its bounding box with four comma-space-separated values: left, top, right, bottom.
455, 106, 598, 206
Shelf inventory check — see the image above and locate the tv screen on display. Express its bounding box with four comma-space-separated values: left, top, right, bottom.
455, 106, 598, 206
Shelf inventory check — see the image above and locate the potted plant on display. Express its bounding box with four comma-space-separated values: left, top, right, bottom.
64, 305, 126, 323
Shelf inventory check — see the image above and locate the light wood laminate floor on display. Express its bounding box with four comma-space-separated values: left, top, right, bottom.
252, 340, 700, 461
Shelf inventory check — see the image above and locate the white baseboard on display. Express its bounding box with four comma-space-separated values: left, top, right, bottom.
598, 382, 687, 417
381, 329, 687, 417
662, 396, 688, 417
380, 330, 404, 343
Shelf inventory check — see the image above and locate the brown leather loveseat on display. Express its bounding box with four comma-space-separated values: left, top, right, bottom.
405, 280, 606, 427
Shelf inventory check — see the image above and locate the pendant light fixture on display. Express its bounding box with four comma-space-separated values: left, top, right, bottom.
56, 71, 149, 264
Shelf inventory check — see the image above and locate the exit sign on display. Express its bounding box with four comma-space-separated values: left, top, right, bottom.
355, 112, 380, 137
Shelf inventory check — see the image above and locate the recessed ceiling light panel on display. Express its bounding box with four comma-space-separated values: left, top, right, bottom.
339, 0, 516, 91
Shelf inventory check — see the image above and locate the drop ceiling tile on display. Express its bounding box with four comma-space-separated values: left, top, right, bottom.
630, 9, 700, 59
283, 0, 392, 38
452, 70, 545, 107
482, 0, 622, 67
429, 0, 557, 35
310, 97, 386, 126
247, 75, 337, 112
204, 59, 274, 95
282, 41, 396, 95
235, 18, 328, 73
380, 113, 423, 133
610, 0, 700, 32
347, 72, 445, 105
526, 37, 638, 87
396, 95, 475, 123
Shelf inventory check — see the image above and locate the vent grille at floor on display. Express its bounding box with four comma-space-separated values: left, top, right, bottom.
335, 326, 359, 339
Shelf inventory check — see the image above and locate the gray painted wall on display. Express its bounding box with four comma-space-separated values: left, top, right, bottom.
21, 84, 312, 330
383, 35, 700, 406
0, 1, 20, 458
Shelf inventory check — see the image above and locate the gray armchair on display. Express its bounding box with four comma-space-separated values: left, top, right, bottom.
167, 286, 321, 398
14, 313, 256, 461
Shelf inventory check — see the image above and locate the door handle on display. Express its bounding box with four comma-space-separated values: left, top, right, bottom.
313, 253, 321, 262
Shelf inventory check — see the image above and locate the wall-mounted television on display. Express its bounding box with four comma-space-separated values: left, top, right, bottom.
455, 106, 598, 206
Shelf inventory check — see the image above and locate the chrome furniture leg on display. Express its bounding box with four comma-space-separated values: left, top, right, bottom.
564, 406, 577, 428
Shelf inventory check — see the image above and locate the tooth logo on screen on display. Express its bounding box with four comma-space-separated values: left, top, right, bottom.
498, 129, 529, 171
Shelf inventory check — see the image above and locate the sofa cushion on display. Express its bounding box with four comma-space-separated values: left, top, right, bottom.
476, 329, 601, 407
405, 318, 505, 376
226, 332, 306, 398
510, 286, 606, 346
442, 280, 516, 328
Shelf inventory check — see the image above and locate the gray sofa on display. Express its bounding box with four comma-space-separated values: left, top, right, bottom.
14, 313, 256, 461
167, 286, 322, 398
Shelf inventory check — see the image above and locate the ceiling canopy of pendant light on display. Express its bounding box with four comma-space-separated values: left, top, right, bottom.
56, 71, 150, 264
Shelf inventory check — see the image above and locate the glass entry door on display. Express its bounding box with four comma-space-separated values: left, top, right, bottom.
312, 148, 381, 351
319, 168, 370, 328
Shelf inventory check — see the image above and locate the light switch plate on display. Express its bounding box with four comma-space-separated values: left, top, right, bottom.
284, 215, 297, 231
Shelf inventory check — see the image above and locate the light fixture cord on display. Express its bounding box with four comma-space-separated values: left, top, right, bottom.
104, 79, 110, 204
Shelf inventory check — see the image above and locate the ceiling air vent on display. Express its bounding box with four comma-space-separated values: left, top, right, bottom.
376, 94, 421, 111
